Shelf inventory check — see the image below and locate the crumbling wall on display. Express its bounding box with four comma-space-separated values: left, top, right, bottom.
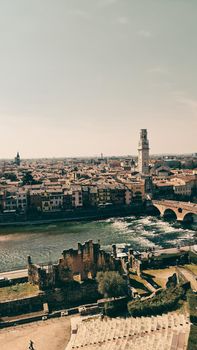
28, 240, 122, 290
45, 280, 100, 310
27, 256, 40, 285
28, 256, 56, 290
128, 250, 141, 276
57, 240, 120, 285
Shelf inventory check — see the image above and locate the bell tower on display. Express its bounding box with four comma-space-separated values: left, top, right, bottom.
138, 129, 149, 175
14, 152, 21, 166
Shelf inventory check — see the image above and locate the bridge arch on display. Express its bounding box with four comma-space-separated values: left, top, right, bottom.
152, 200, 197, 222
163, 208, 177, 220
183, 212, 194, 223
151, 205, 161, 216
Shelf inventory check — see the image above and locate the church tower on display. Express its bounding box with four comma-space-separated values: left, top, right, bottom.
138, 129, 149, 175
15, 152, 21, 166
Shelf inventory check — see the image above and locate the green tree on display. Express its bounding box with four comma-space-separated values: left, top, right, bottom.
22, 171, 41, 185
96, 271, 127, 298
3, 173, 18, 181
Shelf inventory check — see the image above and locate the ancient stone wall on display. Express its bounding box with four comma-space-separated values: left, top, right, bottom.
45, 280, 100, 310
0, 281, 98, 317
57, 240, 121, 284
28, 257, 40, 285
0, 294, 44, 317
28, 240, 122, 290
28, 255, 56, 290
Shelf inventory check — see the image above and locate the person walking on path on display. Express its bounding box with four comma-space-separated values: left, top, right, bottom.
29, 340, 35, 350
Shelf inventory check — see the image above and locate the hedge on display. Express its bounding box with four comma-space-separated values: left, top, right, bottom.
187, 290, 197, 324
128, 285, 186, 317
187, 325, 197, 350
104, 298, 128, 317
188, 251, 197, 264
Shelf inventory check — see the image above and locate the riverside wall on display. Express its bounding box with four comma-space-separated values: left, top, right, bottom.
0, 204, 145, 226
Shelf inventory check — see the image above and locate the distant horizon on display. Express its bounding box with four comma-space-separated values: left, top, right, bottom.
0, 152, 196, 162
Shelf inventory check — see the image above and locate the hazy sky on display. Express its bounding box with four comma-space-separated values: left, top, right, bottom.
0, 0, 196, 158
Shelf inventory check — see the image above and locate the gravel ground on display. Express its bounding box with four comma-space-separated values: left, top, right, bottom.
0, 317, 71, 350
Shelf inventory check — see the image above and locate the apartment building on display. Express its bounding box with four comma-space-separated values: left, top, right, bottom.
2, 190, 17, 211
71, 186, 83, 207
16, 189, 28, 212
41, 189, 63, 212
97, 185, 111, 205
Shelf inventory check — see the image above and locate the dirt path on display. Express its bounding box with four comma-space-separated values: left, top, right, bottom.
177, 267, 197, 291
0, 317, 71, 350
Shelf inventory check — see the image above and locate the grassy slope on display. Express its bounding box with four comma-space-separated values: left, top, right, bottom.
0, 283, 39, 301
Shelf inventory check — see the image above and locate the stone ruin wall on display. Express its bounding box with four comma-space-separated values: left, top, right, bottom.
28, 256, 56, 290
45, 280, 100, 310
0, 294, 44, 317
27, 256, 40, 286
28, 240, 122, 290
57, 240, 120, 283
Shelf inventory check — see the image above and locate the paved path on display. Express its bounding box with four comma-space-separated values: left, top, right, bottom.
142, 278, 156, 293
177, 267, 197, 291
0, 269, 28, 280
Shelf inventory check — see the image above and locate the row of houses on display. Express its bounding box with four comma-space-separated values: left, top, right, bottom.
153, 174, 197, 199
0, 181, 145, 214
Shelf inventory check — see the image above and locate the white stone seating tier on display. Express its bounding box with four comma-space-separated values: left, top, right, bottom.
66, 312, 191, 350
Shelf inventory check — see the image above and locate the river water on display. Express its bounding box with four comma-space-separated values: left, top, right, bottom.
0, 216, 196, 272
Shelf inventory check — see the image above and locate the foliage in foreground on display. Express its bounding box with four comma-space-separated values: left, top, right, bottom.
104, 298, 128, 317
96, 271, 127, 298
188, 252, 197, 265
128, 285, 187, 317
187, 290, 197, 324
187, 325, 197, 350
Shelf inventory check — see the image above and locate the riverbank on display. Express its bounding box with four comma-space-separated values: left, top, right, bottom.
0, 204, 146, 227
0, 214, 196, 273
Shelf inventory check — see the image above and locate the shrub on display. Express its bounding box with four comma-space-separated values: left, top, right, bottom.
187, 290, 197, 324
188, 251, 197, 264
96, 271, 127, 298
128, 285, 186, 317
187, 325, 197, 350
104, 298, 128, 317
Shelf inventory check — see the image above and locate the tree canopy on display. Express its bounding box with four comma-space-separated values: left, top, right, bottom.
2, 172, 18, 182
96, 271, 127, 298
22, 171, 41, 185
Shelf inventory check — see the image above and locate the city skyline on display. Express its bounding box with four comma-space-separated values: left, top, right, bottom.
0, 0, 197, 158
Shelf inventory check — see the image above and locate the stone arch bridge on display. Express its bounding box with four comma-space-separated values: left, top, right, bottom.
152, 200, 197, 222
